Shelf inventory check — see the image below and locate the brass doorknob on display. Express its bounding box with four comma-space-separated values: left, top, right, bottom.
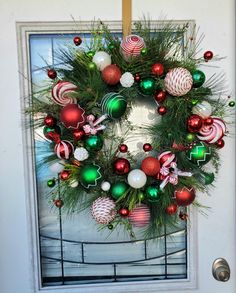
212, 258, 230, 282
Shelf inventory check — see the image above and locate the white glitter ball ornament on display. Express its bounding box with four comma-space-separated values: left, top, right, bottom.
92, 51, 111, 71
91, 197, 117, 224
164, 67, 193, 96
74, 147, 89, 161
120, 72, 134, 88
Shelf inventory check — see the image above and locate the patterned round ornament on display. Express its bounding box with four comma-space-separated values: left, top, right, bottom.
127, 169, 147, 189
197, 117, 226, 144
92, 51, 111, 71
102, 64, 122, 85
175, 186, 196, 206
60, 104, 85, 129
192, 101, 212, 118
91, 197, 116, 224
120, 72, 135, 88
84, 135, 103, 152
79, 164, 102, 188
54, 140, 74, 159
186, 141, 212, 166
164, 67, 193, 96
113, 158, 130, 175
129, 204, 150, 227
141, 156, 160, 176
120, 34, 146, 61
52, 81, 77, 106
158, 151, 176, 167
101, 92, 127, 119
74, 147, 89, 161
192, 70, 206, 88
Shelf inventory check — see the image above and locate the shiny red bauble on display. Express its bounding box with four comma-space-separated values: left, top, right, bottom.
119, 208, 130, 217
119, 144, 128, 153
187, 114, 203, 133
134, 73, 141, 82
165, 203, 178, 215
204, 117, 214, 126
113, 158, 130, 175
60, 104, 85, 129
60, 170, 71, 181
204, 50, 213, 61
73, 128, 85, 140
53, 199, 64, 208
175, 186, 195, 206
157, 105, 167, 115
73, 36, 82, 46
102, 64, 122, 85
154, 90, 166, 103
143, 143, 152, 152
47, 69, 57, 79
44, 115, 56, 127
141, 156, 160, 176
215, 138, 225, 149
151, 63, 164, 76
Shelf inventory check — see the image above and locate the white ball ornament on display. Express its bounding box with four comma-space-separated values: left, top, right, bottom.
120, 72, 134, 88
74, 147, 89, 161
49, 160, 65, 174
101, 181, 111, 192
192, 101, 212, 118
69, 179, 79, 188
91, 197, 116, 224
92, 51, 111, 71
127, 169, 147, 189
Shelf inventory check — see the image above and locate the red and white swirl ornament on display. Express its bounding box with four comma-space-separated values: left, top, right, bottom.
158, 151, 176, 167
197, 117, 226, 144
120, 35, 146, 60
164, 67, 193, 96
52, 81, 78, 106
54, 140, 74, 159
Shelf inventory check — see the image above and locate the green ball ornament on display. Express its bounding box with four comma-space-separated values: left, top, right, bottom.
47, 179, 56, 188
145, 185, 163, 203
79, 164, 102, 188
141, 48, 147, 56
203, 172, 215, 185
84, 135, 103, 152
191, 98, 199, 105
43, 125, 61, 136
186, 133, 196, 143
108, 43, 115, 51
101, 92, 127, 119
139, 77, 156, 95
229, 101, 235, 107
86, 50, 95, 58
192, 70, 206, 88
107, 224, 114, 230
111, 181, 129, 199
88, 62, 97, 70
187, 142, 212, 166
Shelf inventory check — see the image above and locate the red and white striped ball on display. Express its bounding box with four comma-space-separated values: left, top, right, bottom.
54, 140, 74, 159
52, 81, 78, 106
91, 197, 117, 225
164, 67, 193, 96
129, 204, 150, 228
120, 35, 146, 61
197, 117, 226, 144
158, 151, 176, 167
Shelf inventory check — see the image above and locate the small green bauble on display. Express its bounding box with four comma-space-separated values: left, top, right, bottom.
111, 181, 129, 199
192, 70, 206, 88
229, 101, 235, 107
43, 125, 61, 136
107, 224, 114, 230
191, 98, 199, 105
88, 62, 97, 70
139, 77, 156, 95
186, 133, 196, 143
145, 185, 163, 203
86, 50, 95, 58
203, 172, 215, 185
141, 48, 147, 56
47, 179, 56, 188
84, 135, 103, 152
108, 43, 115, 51
101, 92, 127, 119
187, 142, 212, 166
138, 191, 145, 201
79, 164, 102, 188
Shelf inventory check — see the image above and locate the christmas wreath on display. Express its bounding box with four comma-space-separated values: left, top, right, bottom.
30, 21, 234, 238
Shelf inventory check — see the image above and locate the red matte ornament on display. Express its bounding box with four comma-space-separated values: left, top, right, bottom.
204, 117, 214, 126
143, 143, 152, 152
165, 203, 178, 215
204, 50, 213, 61
175, 186, 195, 206
60, 104, 85, 129
119, 208, 130, 217
157, 105, 167, 115
113, 158, 130, 175
44, 115, 56, 127
53, 199, 64, 208
141, 156, 160, 176
47, 69, 57, 79
215, 139, 225, 148
73, 36, 82, 46
60, 170, 71, 181
154, 90, 166, 103
73, 128, 85, 140
102, 64, 122, 85
187, 114, 203, 133
119, 144, 128, 153
151, 63, 164, 76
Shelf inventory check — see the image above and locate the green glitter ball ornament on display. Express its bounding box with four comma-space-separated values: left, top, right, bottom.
101, 92, 127, 119
111, 181, 129, 199
139, 77, 156, 95
186, 133, 196, 143
84, 135, 103, 152
79, 164, 102, 188
145, 185, 163, 203
47, 178, 56, 188
229, 101, 235, 107
186, 142, 212, 166
192, 70, 206, 88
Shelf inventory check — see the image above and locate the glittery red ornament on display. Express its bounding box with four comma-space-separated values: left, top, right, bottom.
204, 117, 214, 126
187, 114, 203, 133
154, 90, 166, 103
54, 199, 64, 208
179, 212, 188, 220
113, 158, 130, 175
204, 51, 213, 61
44, 115, 56, 127
119, 144, 128, 153
73, 128, 85, 140
157, 105, 167, 115
119, 208, 130, 217
47, 69, 57, 79
73, 36, 82, 46
102, 64, 122, 85
175, 186, 195, 206
60, 104, 85, 129
141, 156, 160, 176
166, 203, 178, 215
215, 138, 225, 148
134, 73, 141, 82
60, 170, 71, 180
151, 63, 164, 76
143, 143, 152, 152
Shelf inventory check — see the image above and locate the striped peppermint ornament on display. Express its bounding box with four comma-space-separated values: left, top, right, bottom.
158, 151, 176, 167
51, 81, 77, 106
164, 67, 193, 96
120, 35, 146, 60
129, 204, 150, 228
54, 140, 74, 159
91, 197, 116, 225
197, 117, 226, 144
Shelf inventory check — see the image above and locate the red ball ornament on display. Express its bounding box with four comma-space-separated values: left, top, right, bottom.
157, 105, 167, 115
73, 36, 82, 46
44, 115, 56, 127
154, 90, 166, 103
166, 203, 178, 215
143, 143, 152, 152
151, 63, 164, 76
141, 156, 160, 176
53, 199, 64, 208
47, 69, 57, 79
60, 104, 85, 129
113, 158, 130, 175
204, 117, 214, 126
60, 170, 71, 181
73, 128, 85, 141
54, 140, 74, 160
102, 64, 122, 85
134, 73, 141, 82
204, 51, 213, 61
187, 114, 203, 133
119, 144, 128, 153
175, 186, 196, 206
129, 204, 150, 227
215, 138, 225, 149
119, 208, 130, 217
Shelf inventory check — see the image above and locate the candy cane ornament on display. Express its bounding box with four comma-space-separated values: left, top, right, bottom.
52, 81, 78, 106
197, 117, 226, 144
